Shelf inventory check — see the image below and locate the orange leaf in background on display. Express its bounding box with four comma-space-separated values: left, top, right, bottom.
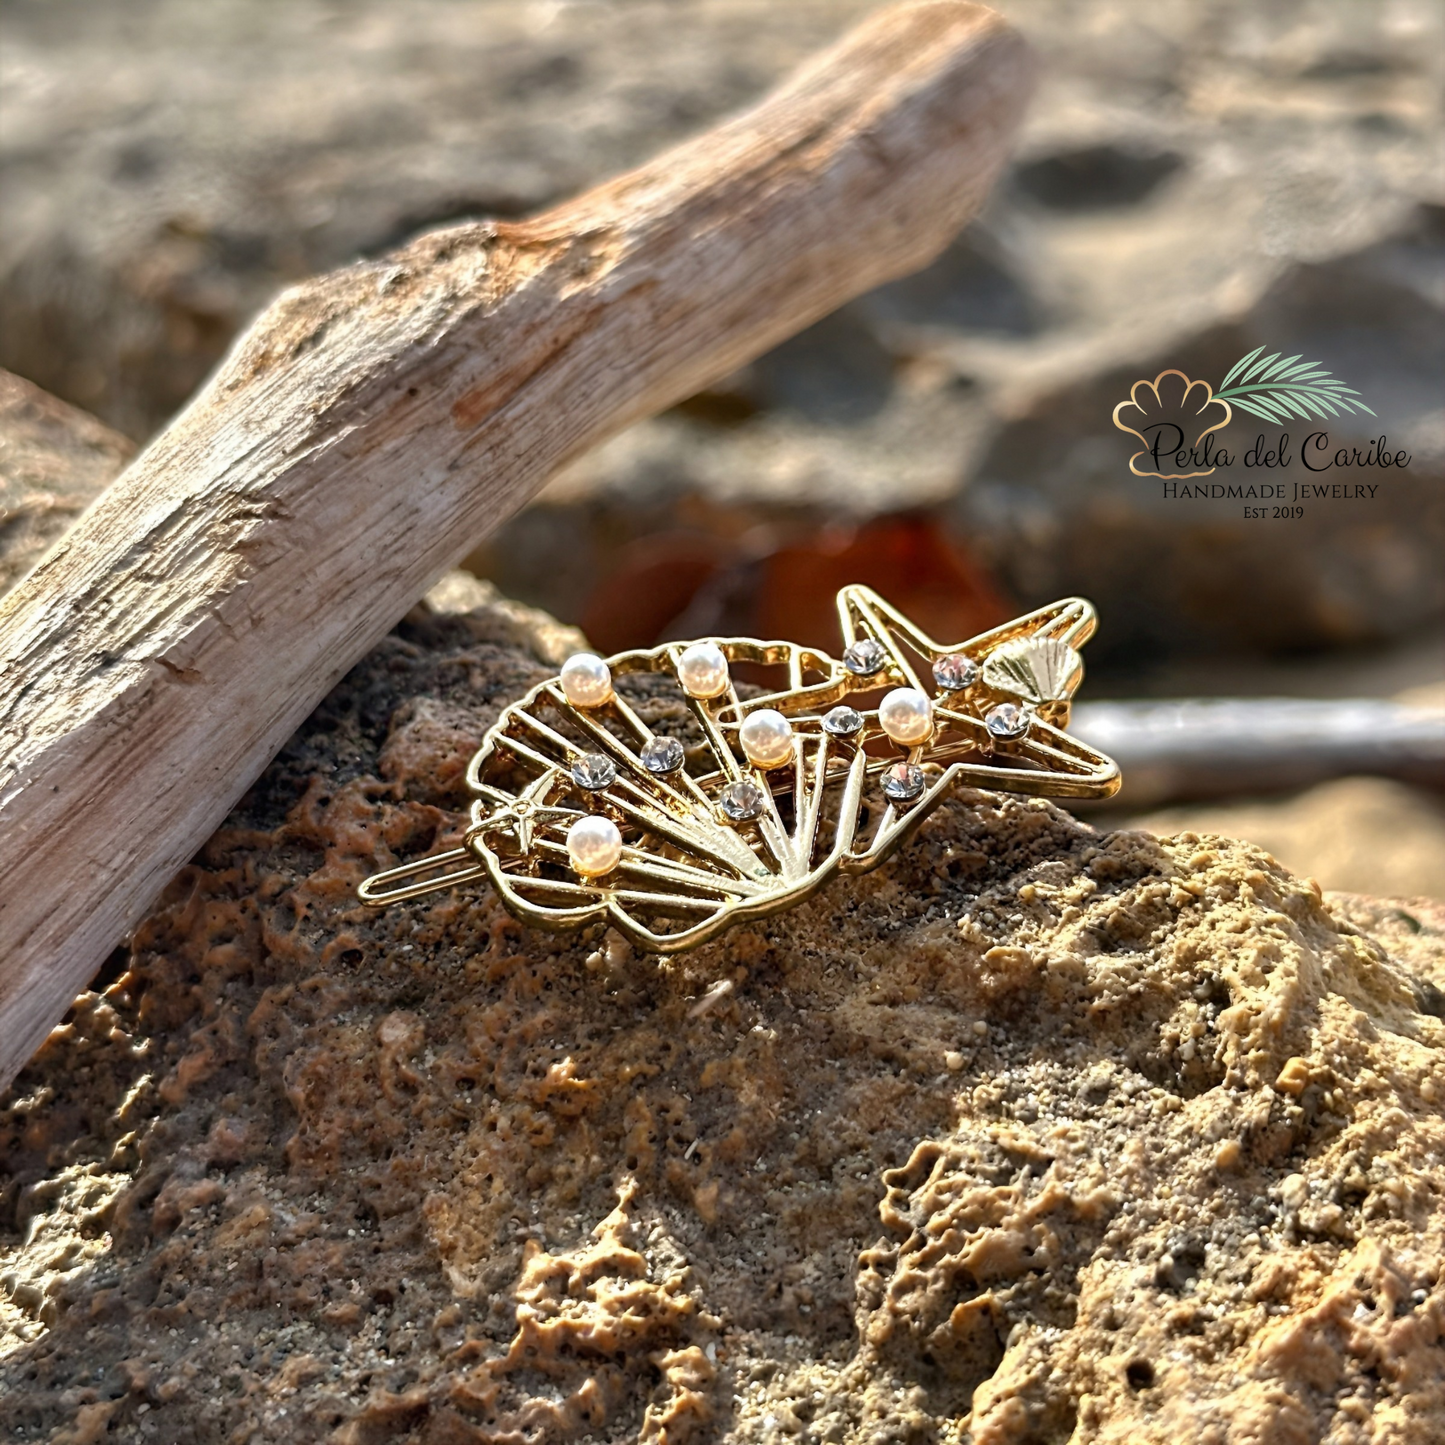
753, 515, 1012, 652
581, 532, 730, 656
580, 515, 1012, 657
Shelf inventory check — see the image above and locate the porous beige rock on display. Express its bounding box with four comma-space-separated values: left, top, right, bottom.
421, 571, 589, 669
1134, 775, 1445, 903
2, 613, 1440, 1443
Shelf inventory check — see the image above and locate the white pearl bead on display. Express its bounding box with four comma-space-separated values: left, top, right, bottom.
559, 652, 612, 708
739, 708, 794, 768
566, 815, 622, 877
879, 687, 933, 745
677, 642, 729, 699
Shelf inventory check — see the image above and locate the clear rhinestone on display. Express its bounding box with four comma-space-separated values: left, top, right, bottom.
842, 638, 887, 676
640, 736, 685, 774
985, 702, 1030, 740
719, 779, 767, 822
932, 653, 978, 692
822, 705, 864, 737
882, 762, 926, 802
571, 752, 617, 790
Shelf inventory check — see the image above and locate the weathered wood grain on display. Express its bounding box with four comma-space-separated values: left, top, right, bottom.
0, 2, 1034, 1085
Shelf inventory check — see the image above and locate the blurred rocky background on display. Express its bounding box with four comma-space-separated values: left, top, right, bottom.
2, 0, 1442, 892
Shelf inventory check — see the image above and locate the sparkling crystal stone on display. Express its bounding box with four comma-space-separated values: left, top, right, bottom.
878, 687, 933, 745
559, 652, 612, 708
985, 702, 1030, 740
677, 641, 730, 698
932, 653, 978, 692
739, 708, 794, 768
881, 761, 925, 802
822, 705, 864, 737
566, 815, 622, 876
640, 736, 685, 774
719, 779, 766, 822
571, 752, 617, 790
842, 638, 887, 676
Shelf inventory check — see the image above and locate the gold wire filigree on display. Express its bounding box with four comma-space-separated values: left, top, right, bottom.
358, 586, 1120, 952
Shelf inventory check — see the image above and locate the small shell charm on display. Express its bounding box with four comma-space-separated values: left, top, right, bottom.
980, 636, 1084, 706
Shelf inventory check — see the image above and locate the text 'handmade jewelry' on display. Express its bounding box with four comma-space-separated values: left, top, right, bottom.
358, 586, 1121, 952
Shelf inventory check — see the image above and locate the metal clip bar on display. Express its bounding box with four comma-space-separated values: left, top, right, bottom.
356, 848, 487, 906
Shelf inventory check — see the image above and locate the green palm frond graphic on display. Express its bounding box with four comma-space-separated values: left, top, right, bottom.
1214, 347, 1375, 424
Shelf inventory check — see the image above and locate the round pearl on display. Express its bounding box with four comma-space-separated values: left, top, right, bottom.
739, 708, 794, 768
677, 642, 729, 699
878, 687, 933, 746
566, 815, 622, 877
559, 652, 612, 708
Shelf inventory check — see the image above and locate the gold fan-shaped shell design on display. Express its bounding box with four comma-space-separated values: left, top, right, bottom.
359, 587, 1120, 953
980, 636, 1084, 705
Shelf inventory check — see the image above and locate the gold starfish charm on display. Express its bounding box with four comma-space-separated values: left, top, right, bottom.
358, 586, 1120, 952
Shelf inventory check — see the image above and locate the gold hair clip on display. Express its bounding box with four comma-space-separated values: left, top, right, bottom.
359, 586, 1120, 952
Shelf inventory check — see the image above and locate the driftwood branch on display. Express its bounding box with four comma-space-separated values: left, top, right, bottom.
0, 2, 1034, 1085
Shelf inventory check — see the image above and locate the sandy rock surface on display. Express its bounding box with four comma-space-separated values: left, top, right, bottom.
1134, 776, 1445, 904
3, 0, 1442, 667
3, 610, 1441, 1444
1, 0, 875, 440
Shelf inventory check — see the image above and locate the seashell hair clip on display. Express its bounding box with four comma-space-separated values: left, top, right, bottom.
359, 585, 1121, 953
